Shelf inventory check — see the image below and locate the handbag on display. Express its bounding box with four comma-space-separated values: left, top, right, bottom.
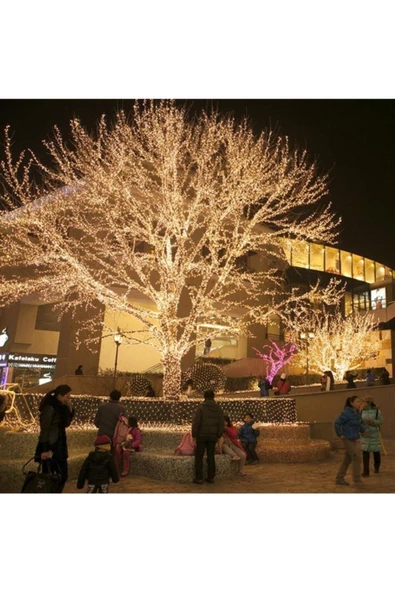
21, 458, 62, 493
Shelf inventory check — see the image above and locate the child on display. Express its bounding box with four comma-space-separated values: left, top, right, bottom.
114, 416, 142, 477
222, 415, 247, 476
238, 413, 260, 464
77, 434, 119, 493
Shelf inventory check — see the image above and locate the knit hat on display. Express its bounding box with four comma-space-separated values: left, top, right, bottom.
94, 435, 111, 447
280, 373, 286, 380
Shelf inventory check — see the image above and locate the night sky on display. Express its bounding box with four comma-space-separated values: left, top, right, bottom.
1, 99, 394, 268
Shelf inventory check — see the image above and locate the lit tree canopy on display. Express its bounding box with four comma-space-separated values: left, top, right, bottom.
254, 340, 297, 383
292, 307, 380, 381
0, 101, 341, 398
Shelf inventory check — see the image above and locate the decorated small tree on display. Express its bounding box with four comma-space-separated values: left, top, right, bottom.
0, 101, 340, 398
253, 340, 297, 383
292, 307, 381, 381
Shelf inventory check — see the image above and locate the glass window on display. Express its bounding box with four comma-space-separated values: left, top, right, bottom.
280, 239, 292, 265
365, 258, 375, 283
325, 246, 340, 274
309, 243, 324, 271
376, 263, 386, 281
344, 292, 353, 315
291, 240, 309, 268
371, 287, 386, 309
340, 251, 352, 278
352, 254, 365, 281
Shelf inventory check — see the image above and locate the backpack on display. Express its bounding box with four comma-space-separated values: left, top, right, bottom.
175, 432, 196, 456
113, 415, 129, 447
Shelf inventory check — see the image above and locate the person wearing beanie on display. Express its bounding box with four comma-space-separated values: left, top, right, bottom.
275, 373, 291, 395
77, 434, 119, 493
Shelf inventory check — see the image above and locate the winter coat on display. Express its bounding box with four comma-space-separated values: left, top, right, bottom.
124, 427, 142, 451
258, 379, 270, 397
35, 396, 75, 460
224, 425, 245, 452
77, 450, 119, 488
360, 405, 383, 452
192, 400, 224, 441
238, 421, 260, 444
275, 379, 291, 394
334, 406, 366, 440
94, 400, 126, 439
345, 374, 357, 388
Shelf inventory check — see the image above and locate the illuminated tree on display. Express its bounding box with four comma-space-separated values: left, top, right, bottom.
254, 340, 297, 383
292, 307, 380, 381
0, 101, 341, 398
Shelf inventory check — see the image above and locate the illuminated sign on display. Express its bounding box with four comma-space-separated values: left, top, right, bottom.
0, 353, 57, 370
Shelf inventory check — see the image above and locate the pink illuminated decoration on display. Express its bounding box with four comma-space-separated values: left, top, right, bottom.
254, 340, 297, 383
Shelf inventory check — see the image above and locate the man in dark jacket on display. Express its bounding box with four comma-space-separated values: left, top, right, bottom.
94, 390, 125, 440
192, 390, 224, 484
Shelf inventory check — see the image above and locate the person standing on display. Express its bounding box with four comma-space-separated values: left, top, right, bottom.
380, 369, 390, 385
275, 373, 291, 395
204, 338, 212, 355
334, 395, 368, 487
258, 375, 271, 397
345, 371, 357, 389
34, 384, 75, 493
366, 369, 375, 387
238, 413, 260, 464
360, 396, 383, 476
94, 390, 126, 440
75, 365, 83, 375
192, 390, 224, 484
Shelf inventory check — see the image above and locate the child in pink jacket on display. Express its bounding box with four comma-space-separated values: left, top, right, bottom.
114, 416, 142, 477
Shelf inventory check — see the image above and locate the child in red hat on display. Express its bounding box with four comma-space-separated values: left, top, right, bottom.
77, 434, 119, 493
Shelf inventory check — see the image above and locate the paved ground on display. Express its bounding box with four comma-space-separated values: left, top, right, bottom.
63, 439, 395, 494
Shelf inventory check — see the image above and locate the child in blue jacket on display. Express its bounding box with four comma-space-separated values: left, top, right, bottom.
334, 395, 369, 487
238, 414, 260, 464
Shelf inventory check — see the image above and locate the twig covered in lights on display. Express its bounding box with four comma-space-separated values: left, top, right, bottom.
253, 340, 297, 383
0, 101, 341, 398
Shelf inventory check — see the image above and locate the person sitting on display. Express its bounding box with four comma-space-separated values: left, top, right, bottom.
275, 373, 291, 395
145, 384, 156, 397
238, 413, 260, 464
344, 371, 357, 389
114, 416, 142, 477
77, 434, 119, 493
222, 415, 247, 476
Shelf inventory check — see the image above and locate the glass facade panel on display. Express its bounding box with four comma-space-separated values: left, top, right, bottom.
365, 258, 375, 283
280, 239, 292, 265
376, 263, 386, 281
344, 292, 353, 315
291, 240, 309, 268
309, 243, 324, 271
352, 254, 365, 281
325, 246, 340, 274
371, 287, 386, 309
340, 251, 352, 278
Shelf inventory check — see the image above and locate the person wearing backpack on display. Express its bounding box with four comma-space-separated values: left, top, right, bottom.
192, 390, 224, 484
94, 389, 126, 441
77, 434, 120, 493
360, 395, 384, 476
114, 416, 142, 477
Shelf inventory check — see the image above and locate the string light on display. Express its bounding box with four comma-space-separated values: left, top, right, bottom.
4, 392, 297, 429
0, 101, 341, 399
182, 361, 226, 394
253, 340, 297, 383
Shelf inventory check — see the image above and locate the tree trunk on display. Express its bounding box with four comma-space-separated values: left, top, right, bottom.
162, 352, 182, 399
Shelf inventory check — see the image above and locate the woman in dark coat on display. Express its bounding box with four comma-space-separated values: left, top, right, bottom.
34, 384, 74, 493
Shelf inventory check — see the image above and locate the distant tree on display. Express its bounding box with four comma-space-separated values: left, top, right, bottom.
254, 340, 297, 383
